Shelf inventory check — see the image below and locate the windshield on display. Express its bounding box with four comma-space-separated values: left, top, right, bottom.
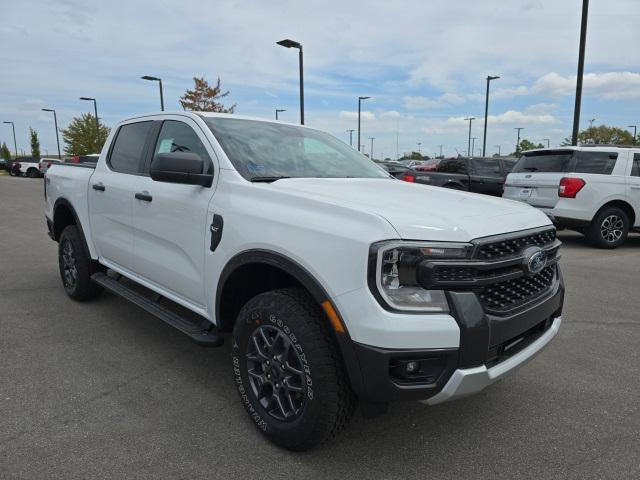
511, 151, 573, 173
202, 117, 390, 181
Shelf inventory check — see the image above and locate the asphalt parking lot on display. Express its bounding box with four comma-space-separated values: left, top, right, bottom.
1, 174, 639, 480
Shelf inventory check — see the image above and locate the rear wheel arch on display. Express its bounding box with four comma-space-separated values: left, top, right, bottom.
592, 200, 636, 226
52, 198, 94, 260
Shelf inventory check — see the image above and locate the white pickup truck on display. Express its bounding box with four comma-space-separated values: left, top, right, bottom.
44, 112, 565, 450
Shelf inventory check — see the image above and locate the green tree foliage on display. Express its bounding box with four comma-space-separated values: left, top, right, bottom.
29, 127, 41, 159
60, 113, 110, 156
513, 139, 544, 156
561, 125, 636, 146
399, 151, 428, 161
179, 77, 236, 112
0, 142, 10, 160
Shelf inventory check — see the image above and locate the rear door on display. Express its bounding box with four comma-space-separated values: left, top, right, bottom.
89, 121, 154, 269
130, 117, 217, 308
504, 150, 573, 207
469, 157, 504, 195
627, 153, 640, 227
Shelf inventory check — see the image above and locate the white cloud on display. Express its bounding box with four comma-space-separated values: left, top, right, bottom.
403, 93, 465, 110
339, 111, 375, 121
489, 72, 640, 101
447, 109, 559, 126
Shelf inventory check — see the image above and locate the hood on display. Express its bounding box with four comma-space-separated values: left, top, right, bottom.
271, 178, 551, 242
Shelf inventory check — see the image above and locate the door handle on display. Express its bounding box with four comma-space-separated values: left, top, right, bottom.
92, 183, 105, 191
135, 192, 152, 202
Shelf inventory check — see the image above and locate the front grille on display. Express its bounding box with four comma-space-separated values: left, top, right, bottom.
486, 318, 553, 367
475, 229, 556, 260
419, 227, 560, 316
476, 265, 556, 313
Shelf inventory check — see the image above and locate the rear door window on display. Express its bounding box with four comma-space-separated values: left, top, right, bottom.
437, 158, 467, 174
512, 151, 572, 173
109, 121, 153, 174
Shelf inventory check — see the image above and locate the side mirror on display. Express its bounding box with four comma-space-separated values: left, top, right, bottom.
149, 152, 213, 187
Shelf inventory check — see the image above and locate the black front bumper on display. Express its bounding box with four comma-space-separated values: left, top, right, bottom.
348, 268, 564, 403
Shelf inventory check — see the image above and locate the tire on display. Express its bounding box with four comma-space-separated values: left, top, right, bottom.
27, 168, 39, 178
58, 225, 103, 300
586, 207, 629, 249
9, 170, 16, 176
231, 288, 356, 451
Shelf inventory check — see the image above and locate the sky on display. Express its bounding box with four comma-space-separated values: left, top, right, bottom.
1, 0, 639, 159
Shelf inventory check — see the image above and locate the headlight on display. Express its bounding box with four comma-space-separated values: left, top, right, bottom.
370, 241, 472, 312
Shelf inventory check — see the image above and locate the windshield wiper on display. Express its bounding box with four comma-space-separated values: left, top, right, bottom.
249, 175, 291, 183
523, 167, 539, 172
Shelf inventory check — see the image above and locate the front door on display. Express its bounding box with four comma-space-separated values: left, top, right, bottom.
131, 118, 217, 308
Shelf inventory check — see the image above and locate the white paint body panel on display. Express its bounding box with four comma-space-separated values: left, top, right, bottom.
46, 112, 555, 352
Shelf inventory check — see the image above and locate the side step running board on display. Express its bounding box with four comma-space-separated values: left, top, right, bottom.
91, 272, 223, 347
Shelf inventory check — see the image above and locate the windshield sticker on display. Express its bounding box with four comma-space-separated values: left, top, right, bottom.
157, 138, 174, 154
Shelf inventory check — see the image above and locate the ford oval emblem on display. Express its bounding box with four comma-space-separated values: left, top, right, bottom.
523, 247, 547, 275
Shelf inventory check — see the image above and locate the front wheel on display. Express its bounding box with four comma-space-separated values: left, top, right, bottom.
232, 288, 356, 451
27, 168, 39, 178
586, 207, 629, 249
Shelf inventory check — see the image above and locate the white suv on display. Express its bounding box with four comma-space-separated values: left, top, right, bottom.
504, 145, 640, 248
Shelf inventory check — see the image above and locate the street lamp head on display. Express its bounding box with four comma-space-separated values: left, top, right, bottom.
488, 75, 500, 81
277, 39, 302, 49
276, 109, 286, 112
359, 96, 371, 100
41, 108, 54, 112
79, 97, 95, 101
3, 121, 12, 124
141, 75, 161, 81
464, 117, 475, 121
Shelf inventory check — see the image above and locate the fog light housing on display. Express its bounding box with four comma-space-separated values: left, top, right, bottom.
390, 357, 448, 384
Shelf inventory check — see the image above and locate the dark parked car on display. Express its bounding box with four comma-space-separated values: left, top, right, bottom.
377, 161, 418, 181
411, 157, 514, 196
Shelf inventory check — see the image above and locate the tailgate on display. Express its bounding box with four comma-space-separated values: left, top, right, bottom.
504, 172, 564, 208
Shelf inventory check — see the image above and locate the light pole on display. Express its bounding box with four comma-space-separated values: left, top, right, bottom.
417, 142, 422, 154
141, 76, 164, 111
543, 138, 550, 148
79, 97, 99, 143
482, 75, 500, 157
3, 121, 17, 158
275, 109, 286, 120
628, 125, 637, 143
471, 137, 478, 157
346, 129, 355, 147
495, 145, 501, 156
41, 108, 62, 159
369, 137, 375, 159
515, 127, 524, 154
571, 0, 590, 146
589, 118, 596, 129
357, 96, 371, 155
464, 117, 475, 158
438, 144, 444, 158
277, 39, 304, 125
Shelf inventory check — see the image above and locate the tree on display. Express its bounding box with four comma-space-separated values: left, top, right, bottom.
29, 127, 41, 159
0, 142, 10, 160
179, 76, 236, 112
399, 151, 428, 161
561, 125, 636, 146
513, 139, 544, 156
60, 113, 110, 156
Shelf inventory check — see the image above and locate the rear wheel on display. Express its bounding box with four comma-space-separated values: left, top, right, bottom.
58, 225, 103, 300
231, 288, 356, 451
586, 207, 629, 249
27, 168, 39, 178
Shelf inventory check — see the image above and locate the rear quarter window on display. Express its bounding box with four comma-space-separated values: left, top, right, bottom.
572, 151, 618, 175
